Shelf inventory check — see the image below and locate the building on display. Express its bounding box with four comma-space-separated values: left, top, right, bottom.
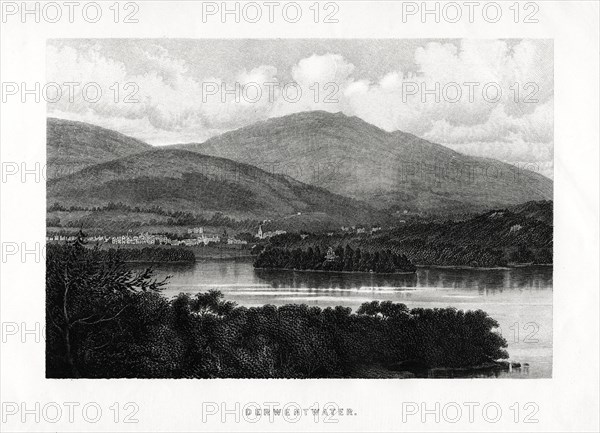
180, 238, 200, 246
255, 224, 287, 240
198, 234, 220, 245
266, 230, 287, 238
227, 238, 248, 245
220, 229, 228, 243
110, 232, 172, 245
325, 247, 337, 261
46, 235, 77, 242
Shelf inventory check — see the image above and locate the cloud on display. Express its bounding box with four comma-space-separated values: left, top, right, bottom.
292, 53, 355, 84
46, 44, 281, 136
424, 101, 553, 144
47, 39, 553, 177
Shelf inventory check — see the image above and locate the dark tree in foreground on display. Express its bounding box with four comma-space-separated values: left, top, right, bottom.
46, 231, 171, 378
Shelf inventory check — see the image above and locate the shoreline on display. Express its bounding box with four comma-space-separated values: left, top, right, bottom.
253, 267, 417, 275
51, 243, 553, 269
122, 260, 194, 264
125, 260, 554, 270
195, 254, 254, 261
415, 263, 553, 270
357, 360, 524, 379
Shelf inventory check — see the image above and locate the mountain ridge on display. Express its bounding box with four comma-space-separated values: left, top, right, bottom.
47, 112, 553, 220
47, 147, 389, 227
171, 110, 552, 214
47, 117, 152, 179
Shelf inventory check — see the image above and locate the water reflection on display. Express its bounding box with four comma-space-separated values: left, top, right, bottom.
253, 266, 552, 293
136, 260, 553, 379
415, 266, 553, 293
143, 261, 552, 297
254, 268, 418, 290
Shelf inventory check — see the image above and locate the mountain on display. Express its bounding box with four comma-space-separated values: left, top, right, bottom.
173, 111, 553, 215
47, 148, 388, 227
47, 117, 152, 179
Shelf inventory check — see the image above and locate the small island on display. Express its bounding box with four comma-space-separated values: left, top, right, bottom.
254, 245, 417, 274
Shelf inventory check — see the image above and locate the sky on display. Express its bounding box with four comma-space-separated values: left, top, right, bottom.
46, 39, 554, 178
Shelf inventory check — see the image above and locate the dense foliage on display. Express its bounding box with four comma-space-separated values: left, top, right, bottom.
267, 202, 553, 268
254, 245, 416, 273
46, 234, 170, 378
87, 247, 196, 263
47, 238, 507, 378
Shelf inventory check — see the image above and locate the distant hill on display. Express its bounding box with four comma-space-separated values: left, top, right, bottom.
266, 200, 553, 268
46, 114, 553, 227
47, 117, 152, 179
47, 148, 388, 227
173, 111, 553, 215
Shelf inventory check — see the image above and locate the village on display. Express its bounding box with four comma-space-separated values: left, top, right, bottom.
45, 223, 388, 247
46, 228, 248, 247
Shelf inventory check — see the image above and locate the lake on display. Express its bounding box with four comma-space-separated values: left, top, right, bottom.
138, 259, 553, 379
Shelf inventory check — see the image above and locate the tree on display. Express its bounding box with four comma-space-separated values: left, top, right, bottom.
509, 244, 535, 263
46, 231, 168, 377
343, 245, 354, 271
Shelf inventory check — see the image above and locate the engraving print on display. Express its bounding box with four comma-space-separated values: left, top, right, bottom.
45, 39, 553, 379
